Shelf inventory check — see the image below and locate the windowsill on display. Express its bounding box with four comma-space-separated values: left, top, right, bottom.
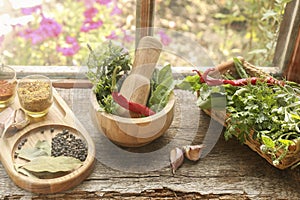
12, 65, 280, 78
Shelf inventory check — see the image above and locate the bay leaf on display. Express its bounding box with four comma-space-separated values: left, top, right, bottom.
15, 166, 39, 179
17, 148, 49, 161
21, 156, 82, 173
35, 140, 51, 156
16, 140, 51, 161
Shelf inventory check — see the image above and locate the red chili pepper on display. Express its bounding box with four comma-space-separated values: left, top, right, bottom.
196, 68, 285, 86
112, 91, 156, 116
192, 69, 205, 83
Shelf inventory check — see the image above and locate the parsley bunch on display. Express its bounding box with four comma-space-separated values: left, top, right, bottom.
86, 42, 131, 113
225, 81, 300, 165
178, 63, 300, 167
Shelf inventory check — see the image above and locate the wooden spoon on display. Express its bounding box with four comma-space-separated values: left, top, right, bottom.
117, 36, 162, 117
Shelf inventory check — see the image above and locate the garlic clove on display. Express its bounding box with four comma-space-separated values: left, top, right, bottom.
183, 144, 204, 161
13, 108, 30, 130
170, 147, 184, 174
3, 108, 30, 137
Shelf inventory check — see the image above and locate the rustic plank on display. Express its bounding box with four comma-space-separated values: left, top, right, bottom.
0, 88, 300, 199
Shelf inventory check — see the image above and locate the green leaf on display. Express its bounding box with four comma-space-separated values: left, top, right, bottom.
262, 10, 277, 20
278, 139, 294, 146
291, 114, 300, 120
157, 64, 172, 85
177, 74, 202, 92
21, 156, 82, 173
261, 135, 275, 148
148, 64, 175, 112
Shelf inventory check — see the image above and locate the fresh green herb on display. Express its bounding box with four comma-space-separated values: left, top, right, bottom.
86, 42, 175, 115
225, 81, 300, 165
86, 42, 131, 113
177, 61, 300, 167
148, 64, 175, 112
177, 74, 201, 92
233, 57, 249, 78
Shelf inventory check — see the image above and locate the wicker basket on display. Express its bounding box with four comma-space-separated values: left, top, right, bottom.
202, 57, 300, 170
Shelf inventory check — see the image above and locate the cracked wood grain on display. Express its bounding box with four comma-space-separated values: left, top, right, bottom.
0, 88, 299, 199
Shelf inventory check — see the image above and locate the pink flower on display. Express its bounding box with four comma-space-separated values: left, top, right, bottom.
84, 7, 98, 18
40, 16, 62, 38
158, 30, 171, 46
106, 31, 118, 40
18, 15, 62, 44
122, 30, 134, 43
110, 5, 122, 15
66, 36, 77, 44
80, 19, 103, 32
57, 36, 80, 56
95, 0, 112, 5
83, 0, 95, 8
21, 5, 42, 15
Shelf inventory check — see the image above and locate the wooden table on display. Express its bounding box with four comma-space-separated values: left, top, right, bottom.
1, 87, 299, 199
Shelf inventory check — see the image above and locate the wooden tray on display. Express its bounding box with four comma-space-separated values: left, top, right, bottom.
0, 88, 96, 194
203, 58, 300, 170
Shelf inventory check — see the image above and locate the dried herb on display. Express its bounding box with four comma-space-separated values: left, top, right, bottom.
0, 80, 16, 101
19, 156, 82, 173
16, 140, 50, 161
17, 80, 52, 113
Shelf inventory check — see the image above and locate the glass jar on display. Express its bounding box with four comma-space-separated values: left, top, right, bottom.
0, 65, 17, 108
17, 75, 53, 118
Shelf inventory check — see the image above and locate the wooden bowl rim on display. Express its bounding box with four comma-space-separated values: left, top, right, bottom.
91, 91, 175, 124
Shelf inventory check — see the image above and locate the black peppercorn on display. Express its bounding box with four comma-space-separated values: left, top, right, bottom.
51, 129, 88, 162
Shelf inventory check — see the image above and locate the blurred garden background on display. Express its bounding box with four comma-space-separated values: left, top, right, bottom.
0, 0, 291, 67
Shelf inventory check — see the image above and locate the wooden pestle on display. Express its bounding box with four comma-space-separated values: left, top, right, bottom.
117, 36, 162, 117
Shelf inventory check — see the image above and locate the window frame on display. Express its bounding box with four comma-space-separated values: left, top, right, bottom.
9, 0, 300, 85
273, 0, 300, 81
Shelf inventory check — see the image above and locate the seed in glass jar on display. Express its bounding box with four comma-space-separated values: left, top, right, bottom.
40, 130, 44, 134
50, 128, 55, 133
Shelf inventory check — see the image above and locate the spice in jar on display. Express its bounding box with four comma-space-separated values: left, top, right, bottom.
17, 79, 53, 113
0, 80, 17, 102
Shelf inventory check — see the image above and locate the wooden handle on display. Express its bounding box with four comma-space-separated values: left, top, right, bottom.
117, 36, 162, 117
210, 56, 245, 78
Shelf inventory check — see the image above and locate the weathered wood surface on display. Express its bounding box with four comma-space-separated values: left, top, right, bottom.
1, 88, 299, 199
